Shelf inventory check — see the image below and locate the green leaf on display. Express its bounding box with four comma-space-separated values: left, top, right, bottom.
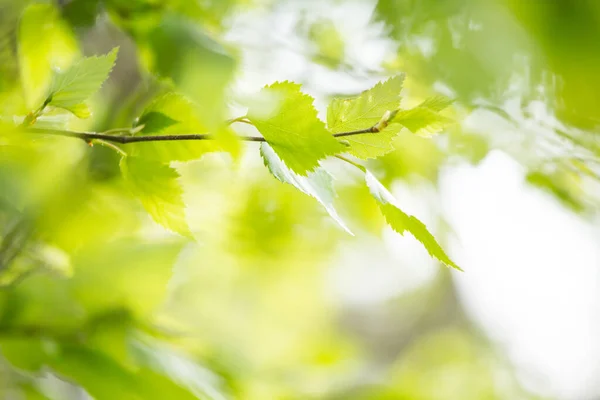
365, 170, 461, 270
128, 92, 221, 163
137, 111, 179, 134
327, 75, 405, 159
120, 156, 191, 237
47, 48, 118, 118
48, 345, 206, 400
308, 20, 345, 68
394, 96, 453, 136
248, 81, 345, 175
18, 3, 80, 109
131, 336, 228, 400
260, 143, 352, 235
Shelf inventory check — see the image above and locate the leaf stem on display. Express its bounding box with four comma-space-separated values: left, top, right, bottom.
226, 115, 252, 125
335, 155, 366, 172
91, 139, 128, 156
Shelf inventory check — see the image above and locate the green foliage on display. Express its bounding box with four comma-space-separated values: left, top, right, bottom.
47, 48, 119, 118
0, 1, 483, 398
327, 76, 405, 159
120, 156, 191, 237
365, 170, 461, 270
248, 81, 345, 175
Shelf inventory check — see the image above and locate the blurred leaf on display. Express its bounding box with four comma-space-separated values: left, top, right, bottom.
47, 48, 119, 118
0, 338, 48, 372
387, 328, 529, 400
327, 76, 405, 159
394, 98, 453, 137
260, 143, 352, 235
527, 170, 586, 213
308, 20, 345, 68
365, 170, 461, 270
134, 14, 236, 129
131, 336, 228, 400
61, 0, 102, 28
49, 338, 228, 400
137, 111, 179, 134
0, 4, 20, 94
248, 82, 344, 175
418, 95, 454, 112
120, 156, 191, 237
48, 345, 148, 400
0, 272, 84, 330
375, 129, 444, 184
18, 3, 79, 109
71, 239, 184, 317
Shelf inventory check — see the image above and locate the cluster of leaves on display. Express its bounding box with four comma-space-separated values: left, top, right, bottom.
18, 50, 458, 270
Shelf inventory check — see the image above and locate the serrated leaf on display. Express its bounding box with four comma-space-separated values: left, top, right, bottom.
327, 75, 405, 159
260, 143, 352, 235
248, 81, 345, 175
365, 170, 461, 270
47, 48, 118, 118
120, 156, 191, 237
18, 3, 80, 109
127, 92, 222, 162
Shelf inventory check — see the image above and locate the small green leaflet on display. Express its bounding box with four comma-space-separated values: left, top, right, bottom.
120, 156, 191, 238
394, 95, 453, 137
248, 81, 345, 176
365, 170, 461, 271
127, 92, 222, 163
327, 75, 404, 159
136, 111, 179, 134
47, 48, 118, 118
260, 143, 352, 235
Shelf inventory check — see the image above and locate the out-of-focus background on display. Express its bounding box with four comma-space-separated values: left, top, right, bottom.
1, 0, 600, 399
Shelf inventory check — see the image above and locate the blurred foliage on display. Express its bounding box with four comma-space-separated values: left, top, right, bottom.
0, 0, 597, 399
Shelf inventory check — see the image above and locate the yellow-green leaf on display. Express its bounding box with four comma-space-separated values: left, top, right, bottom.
248, 81, 345, 175
394, 107, 452, 136
327, 75, 405, 159
120, 156, 191, 237
47, 48, 118, 118
394, 95, 453, 136
365, 170, 461, 270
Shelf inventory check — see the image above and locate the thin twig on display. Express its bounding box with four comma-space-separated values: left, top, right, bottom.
332, 127, 377, 137
23, 125, 379, 145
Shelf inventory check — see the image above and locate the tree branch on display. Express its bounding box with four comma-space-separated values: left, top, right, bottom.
23, 125, 378, 145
